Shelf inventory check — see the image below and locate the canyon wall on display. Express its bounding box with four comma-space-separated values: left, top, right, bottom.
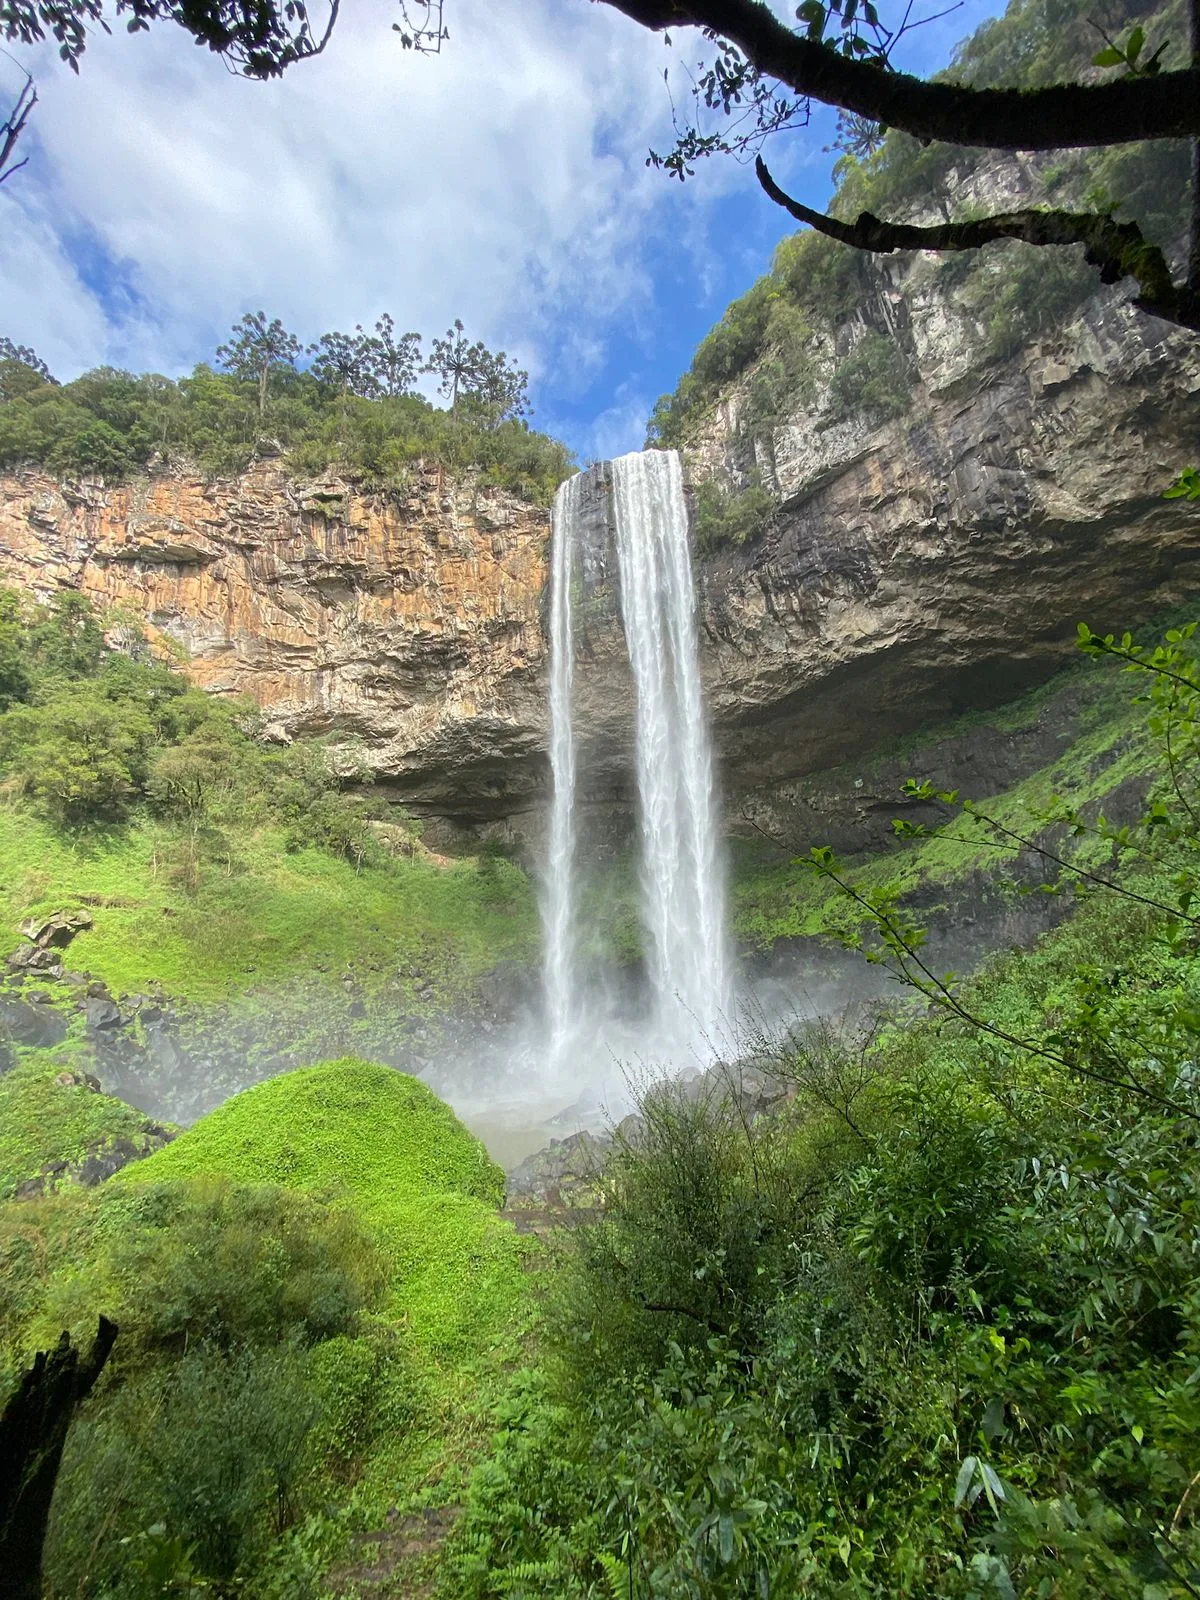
1, 282, 1198, 829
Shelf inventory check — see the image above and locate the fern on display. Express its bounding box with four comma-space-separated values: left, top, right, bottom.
595, 1550, 634, 1600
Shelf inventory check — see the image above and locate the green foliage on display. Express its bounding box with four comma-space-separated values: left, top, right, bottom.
0, 1055, 172, 1202
121, 1057, 504, 1212
444, 607, 1200, 1599
0, 1060, 528, 1595
0, 333, 572, 503
690, 475, 776, 554
963, 241, 1097, 360
648, 0, 1185, 449
827, 329, 915, 421
24, 1176, 386, 1598
118, 1060, 527, 1362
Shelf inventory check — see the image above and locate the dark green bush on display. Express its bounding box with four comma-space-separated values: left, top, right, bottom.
0, 354, 573, 503
690, 476, 776, 554
34, 1177, 389, 1597
827, 331, 914, 422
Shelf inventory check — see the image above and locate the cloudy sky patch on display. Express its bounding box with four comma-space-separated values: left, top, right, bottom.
1, 0, 999, 458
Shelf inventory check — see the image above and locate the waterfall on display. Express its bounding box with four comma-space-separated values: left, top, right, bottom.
610, 449, 729, 1044
542, 468, 580, 1067
542, 448, 729, 1065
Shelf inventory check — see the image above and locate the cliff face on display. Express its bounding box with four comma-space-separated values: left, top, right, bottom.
692, 291, 1200, 807
0, 277, 1198, 830
0, 460, 549, 817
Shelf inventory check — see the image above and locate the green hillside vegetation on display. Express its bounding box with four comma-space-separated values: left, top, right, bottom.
0, 1054, 174, 1202
0, 319, 573, 503
1, 1059, 529, 1598
649, 0, 1187, 477
0, 588, 539, 1015
437, 616, 1200, 1600
730, 663, 1148, 949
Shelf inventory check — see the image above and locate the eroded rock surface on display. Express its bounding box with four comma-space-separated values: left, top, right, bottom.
0, 461, 549, 819
1, 286, 1198, 826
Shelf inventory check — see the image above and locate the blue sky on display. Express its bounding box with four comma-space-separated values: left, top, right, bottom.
0, 0, 1002, 462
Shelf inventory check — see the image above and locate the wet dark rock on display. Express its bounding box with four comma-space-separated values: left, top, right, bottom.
506, 1129, 610, 1202
0, 995, 68, 1048
19, 909, 93, 949
7, 945, 64, 978
78, 1134, 172, 1186
84, 996, 122, 1031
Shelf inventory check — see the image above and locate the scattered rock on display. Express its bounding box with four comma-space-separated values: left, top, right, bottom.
0, 995, 68, 1048
18, 909, 93, 949
84, 995, 122, 1031
7, 945, 65, 978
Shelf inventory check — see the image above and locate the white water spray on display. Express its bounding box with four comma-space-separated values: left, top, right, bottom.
611, 449, 729, 1044
542, 469, 581, 1067
542, 448, 730, 1066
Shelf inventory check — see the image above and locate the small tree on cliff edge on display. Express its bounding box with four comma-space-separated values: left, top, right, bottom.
216, 313, 302, 419
6, 0, 1200, 335
425, 320, 529, 422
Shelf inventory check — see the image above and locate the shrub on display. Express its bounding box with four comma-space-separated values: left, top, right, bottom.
827, 330, 915, 423
46, 1341, 323, 1595
690, 475, 776, 555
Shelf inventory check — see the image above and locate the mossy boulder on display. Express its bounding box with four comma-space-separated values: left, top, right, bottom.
119, 1056, 503, 1208
0, 1054, 175, 1201
118, 1058, 521, 1358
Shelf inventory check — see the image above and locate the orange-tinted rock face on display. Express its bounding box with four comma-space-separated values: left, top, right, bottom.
0, 461, 552, 817
3, 284, 1200, 838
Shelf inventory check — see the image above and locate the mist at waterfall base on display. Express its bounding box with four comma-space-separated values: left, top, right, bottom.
430, 449, 745, 1162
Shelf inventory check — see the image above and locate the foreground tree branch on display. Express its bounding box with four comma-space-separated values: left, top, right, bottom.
0, 1316, 118, 1600
0, 66, 35, 185
605, 0, 1200, 147
756, 155, 1200, 333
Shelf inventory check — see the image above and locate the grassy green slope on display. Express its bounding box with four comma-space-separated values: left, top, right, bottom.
0, 810, 537, 1006
729, 667, 1147, 950
0, 1054, 174, 1201
117, 1059, 523, 1362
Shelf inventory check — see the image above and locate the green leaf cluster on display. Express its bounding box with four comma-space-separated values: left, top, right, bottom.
0, 352, 573, 504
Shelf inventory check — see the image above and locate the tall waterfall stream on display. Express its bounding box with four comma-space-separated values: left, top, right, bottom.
432, 448, 742, 1161
542, 448, 730, 1075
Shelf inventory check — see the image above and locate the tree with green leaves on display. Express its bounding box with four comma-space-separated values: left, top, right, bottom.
366, 313, 422, 397
425, 320, 529, 421
425, 319, 484, 412
215, 312, 302, 418
0, 336, 55, 403
307, 325, 380, 399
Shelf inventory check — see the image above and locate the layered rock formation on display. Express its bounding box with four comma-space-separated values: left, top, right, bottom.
0, 460, 549, 816
1, 284, 1198, 830
694, 290, 1200, 805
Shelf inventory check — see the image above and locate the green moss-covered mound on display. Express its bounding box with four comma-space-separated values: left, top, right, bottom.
0, 1055, 174, 1202
120, 1056, 503, 1208
118, 1058, 521, 1363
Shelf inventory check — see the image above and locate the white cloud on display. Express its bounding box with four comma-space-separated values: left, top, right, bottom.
0, 0, 732, 397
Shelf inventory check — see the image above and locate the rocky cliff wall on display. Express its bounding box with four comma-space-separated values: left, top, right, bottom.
1, 279, 1198, 831
0, 460, 550, 817
693, 293, 1200, 813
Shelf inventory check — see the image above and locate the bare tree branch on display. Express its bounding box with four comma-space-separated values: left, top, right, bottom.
605, 0, 1200, 148
755, 155, 1200, 333
0, 64, 35, 186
